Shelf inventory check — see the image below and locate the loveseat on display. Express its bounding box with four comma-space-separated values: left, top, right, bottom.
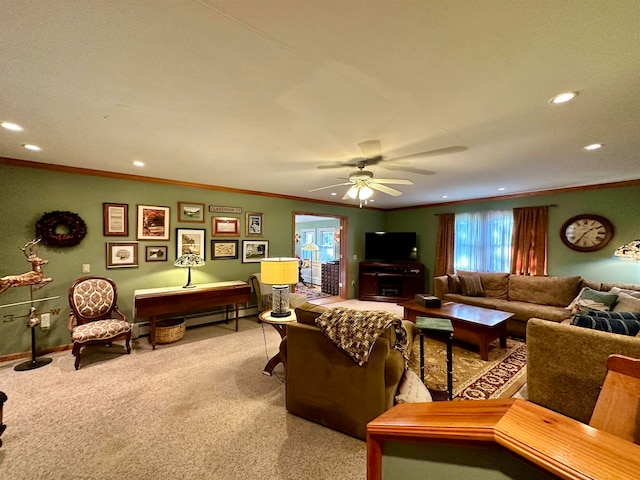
526, 317, 640, 424
282, 302, 418, 440
434, 271, 640, 337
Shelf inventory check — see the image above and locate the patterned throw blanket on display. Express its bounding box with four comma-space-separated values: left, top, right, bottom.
315, 307, 409, 366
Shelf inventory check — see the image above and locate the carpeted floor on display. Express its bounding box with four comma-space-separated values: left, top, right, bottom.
0, 318, 365, 480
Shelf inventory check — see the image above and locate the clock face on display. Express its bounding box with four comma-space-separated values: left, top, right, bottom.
560, 215, 614, 252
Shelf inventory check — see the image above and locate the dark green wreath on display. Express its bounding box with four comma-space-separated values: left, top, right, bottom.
36, 210, 87, 247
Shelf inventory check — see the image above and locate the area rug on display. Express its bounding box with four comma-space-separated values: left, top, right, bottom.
295, 284, 332, 300
408, 336, 527, 401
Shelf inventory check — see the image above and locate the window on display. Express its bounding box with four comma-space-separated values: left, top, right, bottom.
454, 210, 513, 272
317, 227, 336, 263
300, 229, 316, 261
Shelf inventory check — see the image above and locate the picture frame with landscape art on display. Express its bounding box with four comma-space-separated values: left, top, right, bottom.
103, 203, 128, 236
178, 202, 205, 223
212, 216, 240, 236
245, 212, 263, 237
137, 205, 170, 240
242, 240, 268, 263
106, 241, 138, 269
176, 228, 206, 260
146, 245, 168, 262
211, 240, 239, 260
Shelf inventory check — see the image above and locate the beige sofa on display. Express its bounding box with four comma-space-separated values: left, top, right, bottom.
526, 318, 640, 423
434, 272, 640, 337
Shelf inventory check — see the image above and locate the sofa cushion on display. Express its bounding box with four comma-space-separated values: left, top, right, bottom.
447, 274, 461, 294
459, 275, 484, 297
497, 300, 573, 323
456, 271, 509, 299
568, 287, 618, 314
508, 275, 582, 307
571, 311, 640, 336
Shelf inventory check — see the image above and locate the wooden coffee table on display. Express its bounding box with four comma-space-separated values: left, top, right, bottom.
400, 300, 513, 360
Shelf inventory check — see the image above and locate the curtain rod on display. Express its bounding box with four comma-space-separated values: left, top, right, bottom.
434, 204, 557, 215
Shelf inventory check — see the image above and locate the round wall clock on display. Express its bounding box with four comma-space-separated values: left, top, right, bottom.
560, 214, 614, 252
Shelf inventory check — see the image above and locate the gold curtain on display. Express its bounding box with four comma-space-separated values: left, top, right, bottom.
434, 213, 456, 276
511, 206, 548, 276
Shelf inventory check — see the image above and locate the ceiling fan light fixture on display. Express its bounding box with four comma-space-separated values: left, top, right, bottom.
346, 186, 359, 199
359, 185, 373, 200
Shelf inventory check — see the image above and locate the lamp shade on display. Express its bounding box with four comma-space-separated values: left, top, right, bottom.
614, 240, 640, 261
302, 243, 319, 252
174, 253, 205, 267
260, 257, 298, 285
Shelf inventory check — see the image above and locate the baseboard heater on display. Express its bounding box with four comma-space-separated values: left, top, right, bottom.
131, 304, 259, 339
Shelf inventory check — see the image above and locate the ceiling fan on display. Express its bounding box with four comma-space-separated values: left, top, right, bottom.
310, 140, 466, 205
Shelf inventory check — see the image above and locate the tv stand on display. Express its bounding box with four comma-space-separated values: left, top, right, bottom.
359, 261, 425, 302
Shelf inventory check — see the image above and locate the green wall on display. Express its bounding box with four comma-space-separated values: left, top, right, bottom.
2, 162, 638, 358
0, 164, 385, 357
387, 185, 640, 292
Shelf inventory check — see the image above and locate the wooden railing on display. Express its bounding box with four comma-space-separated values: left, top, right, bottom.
367, 398, 640, 479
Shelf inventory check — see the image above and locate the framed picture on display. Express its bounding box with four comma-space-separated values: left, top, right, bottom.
145, 245, 168, 262
103, 203, 129, 236
176, 228, 206, 260
106, 241, 138, 269
212, 216, 240, 236
242, 240, 268, 263
246, 212, 264, 237
178, 201, 205, 223
211, 240, 239, 260
137, 205, 170, 240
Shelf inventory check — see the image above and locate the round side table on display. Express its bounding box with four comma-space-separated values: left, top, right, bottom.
259, 309, 297, 376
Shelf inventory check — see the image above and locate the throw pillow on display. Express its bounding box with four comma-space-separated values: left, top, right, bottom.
571, 311, 640, 337
395, 369, 433, 403
568, 287, 618, 314
447, 274, 461, 294
459, 275, 484, 297
611, 290, 640, 313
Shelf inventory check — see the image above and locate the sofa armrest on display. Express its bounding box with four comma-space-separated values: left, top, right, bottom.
433, 275, 449, 299
285, 321, 402, 439
526, 318, 640, 424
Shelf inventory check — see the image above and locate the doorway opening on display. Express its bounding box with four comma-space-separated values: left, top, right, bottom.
293, 212, 347, 304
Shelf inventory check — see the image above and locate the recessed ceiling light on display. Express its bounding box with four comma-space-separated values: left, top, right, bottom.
498, 187, 506, 191
549, 92, 578, 104
132, 160, 145, 167
22, 144, 41, 151
330, 192, 337, 196
1, 121, 23, 131
583, 143, 603, 151
441, 195, 448, 199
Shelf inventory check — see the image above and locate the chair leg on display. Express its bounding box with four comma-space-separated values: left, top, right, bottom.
125, 332, 131, 354
72, 343, 82, 370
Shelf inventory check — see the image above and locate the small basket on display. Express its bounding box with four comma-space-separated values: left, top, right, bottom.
155, 318, 186, 344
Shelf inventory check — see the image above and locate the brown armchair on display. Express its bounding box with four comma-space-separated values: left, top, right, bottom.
68, 276, 132, 370
283, 303, 417, 440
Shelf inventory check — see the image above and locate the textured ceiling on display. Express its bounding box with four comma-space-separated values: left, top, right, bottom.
1, 1, 639, 208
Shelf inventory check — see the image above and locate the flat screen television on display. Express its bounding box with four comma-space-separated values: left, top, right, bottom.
364, 231, 418, 262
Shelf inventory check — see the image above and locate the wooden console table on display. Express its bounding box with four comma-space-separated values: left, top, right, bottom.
134, 281, 250, 349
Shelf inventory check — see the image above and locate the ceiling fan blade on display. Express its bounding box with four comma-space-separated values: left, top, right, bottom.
374, 178, 414, 185
357, 140, 381, 158
385, 145, 468, 162
308, 182, 351, 192
383, 164, 436, 176
369, 183, 403, 196
316, 158, 366, 169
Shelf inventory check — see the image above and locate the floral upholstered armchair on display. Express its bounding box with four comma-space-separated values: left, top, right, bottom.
68, 276, 132, 370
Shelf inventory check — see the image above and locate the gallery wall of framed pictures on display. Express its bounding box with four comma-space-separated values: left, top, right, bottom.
101, 202, 268, 266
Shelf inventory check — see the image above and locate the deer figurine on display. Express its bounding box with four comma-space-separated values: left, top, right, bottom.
0, 239, 52, 295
